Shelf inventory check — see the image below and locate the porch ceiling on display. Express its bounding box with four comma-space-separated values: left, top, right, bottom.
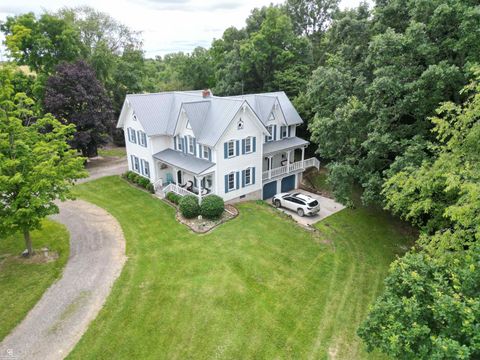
153, 149, 215, 175
263, 136, 309, 155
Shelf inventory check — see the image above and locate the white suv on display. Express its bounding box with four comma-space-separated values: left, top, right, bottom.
272, 192, 320, 217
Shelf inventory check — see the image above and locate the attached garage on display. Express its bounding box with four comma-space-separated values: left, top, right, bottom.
281, 174, 296, 192
262, 181, 277, 200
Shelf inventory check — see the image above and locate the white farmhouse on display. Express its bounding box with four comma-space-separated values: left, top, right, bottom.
117, 89, 319, 203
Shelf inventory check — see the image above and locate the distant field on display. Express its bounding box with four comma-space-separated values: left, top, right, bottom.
98, 147, 126, 158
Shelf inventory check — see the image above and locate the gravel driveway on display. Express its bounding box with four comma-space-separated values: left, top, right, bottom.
0, 200, 126, 360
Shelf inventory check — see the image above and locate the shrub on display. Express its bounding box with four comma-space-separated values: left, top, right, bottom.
200, 195, 224, 219
179, 195, 200, 218
166, 191, 181, 205
123, 171, 154, 193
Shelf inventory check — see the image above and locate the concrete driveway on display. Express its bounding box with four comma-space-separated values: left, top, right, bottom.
270, 189, 345, 226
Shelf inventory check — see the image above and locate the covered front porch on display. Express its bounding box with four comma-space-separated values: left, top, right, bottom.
153, 149, 215, 203
262, 137, 320, 181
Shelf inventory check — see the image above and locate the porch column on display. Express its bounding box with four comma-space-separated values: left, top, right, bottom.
173, 166, 178, 192
286, 150, 291, 171
196, 176, 204, 205
301, 147, 305, 168
268, 156, 273, 179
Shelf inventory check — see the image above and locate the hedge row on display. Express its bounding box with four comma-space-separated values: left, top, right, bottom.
122, 171, 154, 193
166, 193, 224, 220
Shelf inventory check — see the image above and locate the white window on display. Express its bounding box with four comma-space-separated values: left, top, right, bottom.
237, 118, 244, 130
228, 172, 235, 191
245, 137, 252, 153
227, 140, 235, 158
188, 136, 194, 154
138, 131, 147, 147
203, 146, 209, 159
141, 159, 150, 178
128, 128, 137, 143
177, 136, 183, 151
245, 168, 252, 185
281, 126, 288, 139
131, 155, 140, 172
266, 126, 274, 141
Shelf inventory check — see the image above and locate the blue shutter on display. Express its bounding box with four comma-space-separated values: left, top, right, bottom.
174, 136, 177, 150
265, 135, 268, 143
194, 177, 197, 187
236, 171, 240, 189
242, 170, 245, 187
182, 137, 186, 154
143, 133, 147, 147
236, 140, 240, 156
140, 159, 144, 174
242, 139, 246, 154
193, 138, 197, 157
208, 148, 212, 161
184, 136, 188, 153
252, 167, 256, 184
224, 175, 229, 193
288, 126, 291, 137
252, 137, 256, 152
224, 142, 228, 159
273, 125, 277, 141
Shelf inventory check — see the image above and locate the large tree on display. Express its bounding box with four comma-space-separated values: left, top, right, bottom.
44, 60, 114, 157
307, 0, 480, 205
358, 70, 480, 359
0, 66, 86, 256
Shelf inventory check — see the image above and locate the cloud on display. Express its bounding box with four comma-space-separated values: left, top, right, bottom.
132, 0, 243, 12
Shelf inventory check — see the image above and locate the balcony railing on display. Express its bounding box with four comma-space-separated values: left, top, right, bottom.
162, 183, 197, 197
262, 157, 320, 181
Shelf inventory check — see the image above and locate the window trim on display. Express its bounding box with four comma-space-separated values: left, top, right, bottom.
227, 140, 235, 158
280, 126, 288, 139
131, 155, 140, 173
138, 130, 147, 147
245, 137, 252, 153
227, 172, 235, 191
237, 118, 244, 130
128, 128, 137, 143
203, 146, 209, 159
177, 136, 183, 151
245, 167, 252, 186
141, 159, 150, 178
266, 125, 274, 141
188, 136, 194, 154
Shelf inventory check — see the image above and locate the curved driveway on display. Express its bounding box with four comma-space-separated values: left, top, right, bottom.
0, 200, 126, 360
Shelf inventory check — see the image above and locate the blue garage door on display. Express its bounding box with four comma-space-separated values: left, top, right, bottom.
263, 181, 277, 200
281, 174, 296, 192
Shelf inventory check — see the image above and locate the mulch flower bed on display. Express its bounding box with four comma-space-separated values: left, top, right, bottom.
163, 200, 239, 233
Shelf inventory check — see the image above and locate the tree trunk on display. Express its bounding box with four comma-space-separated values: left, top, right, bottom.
23, 229, 33, 257
86, 142, 98, 158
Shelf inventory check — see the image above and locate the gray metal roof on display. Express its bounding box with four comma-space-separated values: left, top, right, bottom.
228, 91, 303, 126
263, 137, 309, 154
153, 149, 215, 175
119, 90, 301, 145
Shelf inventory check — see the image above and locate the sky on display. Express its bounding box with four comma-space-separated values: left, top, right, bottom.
0, 0, 369, 60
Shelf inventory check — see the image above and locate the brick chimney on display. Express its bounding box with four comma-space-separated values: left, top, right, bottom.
202, 89, 211, 98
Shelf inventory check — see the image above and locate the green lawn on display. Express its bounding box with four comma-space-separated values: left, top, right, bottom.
0, 220, 70, 340
69, 176, 414, 359
98, 147, 126, 158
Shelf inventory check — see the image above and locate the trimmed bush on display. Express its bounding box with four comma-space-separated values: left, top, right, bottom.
166, 191, 181, 205
200, 195, 224, 219
122, 171, 154, 193
179, 195, 200, 219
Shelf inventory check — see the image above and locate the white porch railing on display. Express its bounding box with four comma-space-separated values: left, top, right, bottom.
162, 183, 197, 197
262, 157, 320, 181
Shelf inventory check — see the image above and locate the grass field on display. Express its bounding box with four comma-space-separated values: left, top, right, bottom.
98, 147, 126, 158
68, 176, 414, 359
0, 220, 69, 340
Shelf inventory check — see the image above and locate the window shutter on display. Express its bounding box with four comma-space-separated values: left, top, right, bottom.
194, 177, 197, 187
130, 155, 134, 169
265, 135, 268, 143
145, 161, 150, 178
182, 137, 186, 154
236, 171, 240, 189
174, 136, 177, 150
224, 142, 228, 159
273, 125, 277, 141
224, 175, 229, 193
143, 132, 147, 147
252, 167, 256, 184
288, 126, 291, 137
140, 159, 144, 174
193, 138, 197, 156
252, 137, 256, 153
236, 140, 240, 156
242, 170, 245, 187
242, 139, 246, 154
208, 148, 212, 162
280, 126, 285, 139
184, 136, 188, 153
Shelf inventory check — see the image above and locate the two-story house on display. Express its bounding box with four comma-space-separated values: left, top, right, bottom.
117, 89, 319, 203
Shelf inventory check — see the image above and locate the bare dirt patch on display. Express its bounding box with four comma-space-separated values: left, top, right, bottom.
10, 248, 59, 264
